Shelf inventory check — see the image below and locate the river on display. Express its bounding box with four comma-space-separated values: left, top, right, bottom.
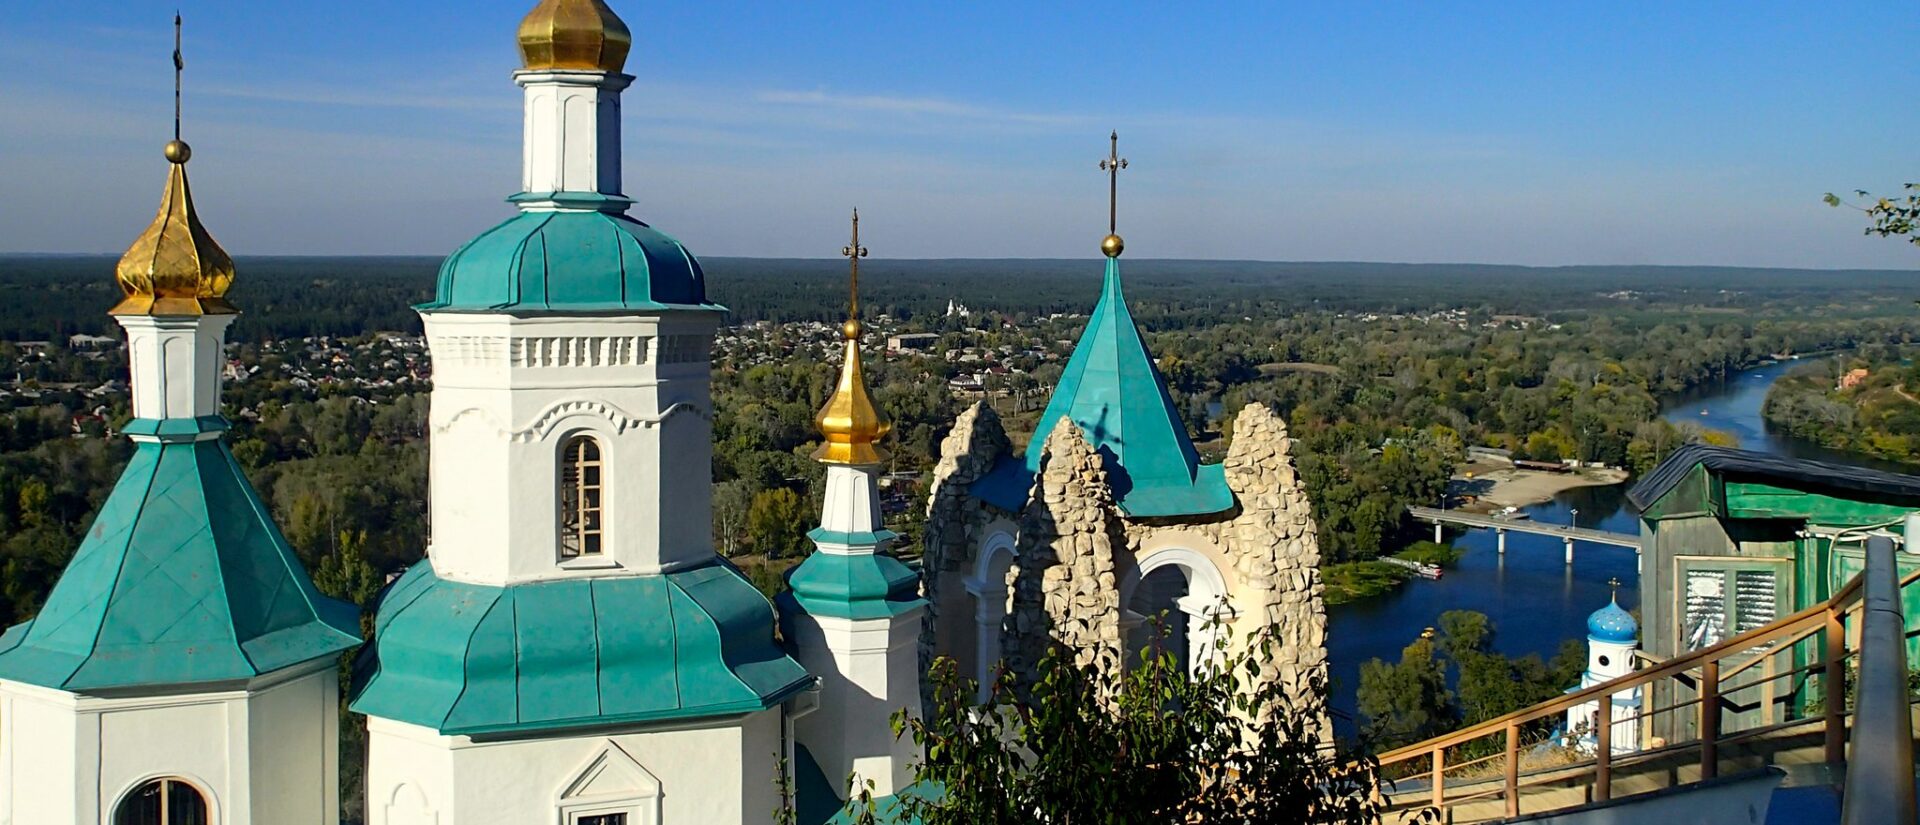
1323, 355, 1889, 733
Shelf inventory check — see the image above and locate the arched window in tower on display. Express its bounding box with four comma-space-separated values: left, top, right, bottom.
114, 778, 209, 825
559, 435, 605, 559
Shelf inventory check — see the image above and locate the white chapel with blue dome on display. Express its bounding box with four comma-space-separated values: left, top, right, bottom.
1564, 582, 1643, 756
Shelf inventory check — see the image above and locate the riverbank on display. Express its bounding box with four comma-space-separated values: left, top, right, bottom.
1451, 464, 1630, 512
1323, 542, 1463, 606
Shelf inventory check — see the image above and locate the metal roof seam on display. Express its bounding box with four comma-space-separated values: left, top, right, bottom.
69, 442, 166, 688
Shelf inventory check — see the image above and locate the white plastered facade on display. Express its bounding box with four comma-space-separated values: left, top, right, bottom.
420, 311, 717, 585
0, 661, 340, 825
518, 70, 628, 198
364, 708, 786, 825
787, 610, 922, 798
787, 462, 925, 798
117, 313, 234, 421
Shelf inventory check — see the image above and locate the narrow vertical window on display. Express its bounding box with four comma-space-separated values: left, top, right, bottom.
560, 435, 604, 558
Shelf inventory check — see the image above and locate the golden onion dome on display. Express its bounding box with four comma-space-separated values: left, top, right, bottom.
518, 0, 632, 73
813, 329, 890, 465
110, 141, 236, 316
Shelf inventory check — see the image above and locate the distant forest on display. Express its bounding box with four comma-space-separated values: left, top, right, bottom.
3, 254, 1917, 341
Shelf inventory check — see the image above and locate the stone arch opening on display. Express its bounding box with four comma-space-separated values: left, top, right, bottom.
1121, 546, 1232, 678
964, 529, 1018, 697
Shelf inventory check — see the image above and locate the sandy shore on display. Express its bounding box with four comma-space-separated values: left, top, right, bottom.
1450, 464, 1630, 511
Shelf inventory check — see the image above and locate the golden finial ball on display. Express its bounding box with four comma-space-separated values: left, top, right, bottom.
163, 140, 192, 164
842, 319, 863, 340
1101, 233, 1125, 258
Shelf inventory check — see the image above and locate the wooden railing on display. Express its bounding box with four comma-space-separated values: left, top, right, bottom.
1368, 565, 1920, 822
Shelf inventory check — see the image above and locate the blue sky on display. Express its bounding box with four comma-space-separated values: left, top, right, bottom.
2, 1, 1916, 268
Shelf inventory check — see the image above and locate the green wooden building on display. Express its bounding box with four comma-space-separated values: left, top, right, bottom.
1628, 444, 1920, 739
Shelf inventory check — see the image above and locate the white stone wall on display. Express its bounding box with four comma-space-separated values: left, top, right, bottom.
423, 312, 717, 586
117, 313, 235, 421
0, 662, 339, 825
516, 70, 631, 197
788, 610, 924, 798
365, 708, 787, 825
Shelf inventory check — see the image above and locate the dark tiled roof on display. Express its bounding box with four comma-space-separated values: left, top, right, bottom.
1627, 444, 1920, 513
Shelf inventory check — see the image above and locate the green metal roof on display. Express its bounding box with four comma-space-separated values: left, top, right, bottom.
0, 425, 361, 690
1630, 444, 1920, 524
987, 257, 1233, 518
350, 559, 813, 736
781, 547, 925, 622
418, 203, 724, 314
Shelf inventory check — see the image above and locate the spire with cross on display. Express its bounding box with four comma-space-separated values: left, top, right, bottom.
841, 208, 869, 339
1098, 131, 1128, 258
173, 13, 184, 142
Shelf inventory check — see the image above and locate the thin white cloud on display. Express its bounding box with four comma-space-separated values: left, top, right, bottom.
756, 89, 1080, 127
196, 83, 511, 113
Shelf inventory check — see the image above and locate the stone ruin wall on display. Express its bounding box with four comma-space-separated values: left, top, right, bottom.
919, 401, 1328, 722
1000, 418, 1124, 682
919, 402, 1010, 711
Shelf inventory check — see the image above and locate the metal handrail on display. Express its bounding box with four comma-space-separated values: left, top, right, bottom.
1840, 535, 1916, 825
1371, 555, 1920, 820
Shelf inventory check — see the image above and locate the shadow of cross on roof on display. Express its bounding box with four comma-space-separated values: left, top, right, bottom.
1071, 404, 1135, 500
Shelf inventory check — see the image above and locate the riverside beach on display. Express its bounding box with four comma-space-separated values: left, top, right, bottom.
1450, 461, 1630, 512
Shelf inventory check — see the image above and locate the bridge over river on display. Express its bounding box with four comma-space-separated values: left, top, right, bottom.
1407, 506, 1641, 565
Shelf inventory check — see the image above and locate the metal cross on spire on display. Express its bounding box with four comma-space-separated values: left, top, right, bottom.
840, 208, 869, 338
1098, 131, 1128, 257
173, 12, 184, 142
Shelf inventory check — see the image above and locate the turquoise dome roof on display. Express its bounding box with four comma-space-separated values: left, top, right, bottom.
419, 206, 724, 314
1587, 597, 1638, 644
350, 560, 811, 736
779, 529, 924, 621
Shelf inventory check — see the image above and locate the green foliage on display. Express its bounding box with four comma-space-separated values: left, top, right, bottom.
1359, 613, 1587, 751
1357, 633, 1456, 748
748, 487, 812, 559
1395, 541, 1462, 567
1321, 561, 1413, 606
886, 619, 1386, 824
1826, 185, 1920, 248
1764, 352, 1920, 466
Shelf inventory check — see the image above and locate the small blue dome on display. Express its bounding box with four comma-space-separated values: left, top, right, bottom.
1587, 597, 1638, 644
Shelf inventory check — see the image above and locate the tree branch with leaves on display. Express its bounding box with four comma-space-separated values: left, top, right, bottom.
1825, 185, 1920, 247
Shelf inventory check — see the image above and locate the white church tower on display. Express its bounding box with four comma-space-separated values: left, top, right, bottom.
0, 18, 363, 824
1566, 580, 1642, 755
351, 2, 812, 824
778, 213, 927, 809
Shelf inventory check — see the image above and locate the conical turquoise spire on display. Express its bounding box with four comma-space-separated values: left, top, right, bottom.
1022, 257, 1233, 517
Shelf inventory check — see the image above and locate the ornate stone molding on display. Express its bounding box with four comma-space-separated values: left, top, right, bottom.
433, 399, 707, 442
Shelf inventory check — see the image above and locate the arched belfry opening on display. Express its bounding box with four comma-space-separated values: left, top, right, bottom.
1121, 547, 1233, 678
559, 433, 605, 559
114, 778, 211, 825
